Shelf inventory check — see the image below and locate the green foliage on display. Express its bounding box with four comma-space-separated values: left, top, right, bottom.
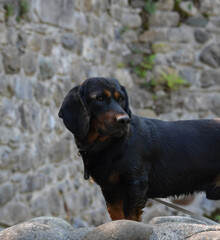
117, 62, 126, 69
16, 0, 29, 22
187, 2, 192, 11
144, 0, 157, 15
205, 208, 220, 223
215, 215, 220, 223
141, 0, 159, 30
160, 71, 188, 90
5, 4, 13, 20
20, 1, 29, 16
119, 26, 130, 35
4, 0, 29, 23
140, 71, 189, 93
133, 54, 156, 78
174, 0, 202, 22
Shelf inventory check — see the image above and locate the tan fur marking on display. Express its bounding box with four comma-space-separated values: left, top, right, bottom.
215, 175, 220, 187
114, 91, 120, 99
86, 119, 110, 143
79, 79, 86, 86
107, 201, 124, 220
103, 90, 111, 98
214, 118, 220, 123
127, 209, 143, 221
108, 172, 120, 183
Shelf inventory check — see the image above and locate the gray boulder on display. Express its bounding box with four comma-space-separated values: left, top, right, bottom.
0, 216, 220, 240
200, 44, 220, 68
0, 217, 93, 240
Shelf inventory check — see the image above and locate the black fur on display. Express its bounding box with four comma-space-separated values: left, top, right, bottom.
59, 77, 220, 221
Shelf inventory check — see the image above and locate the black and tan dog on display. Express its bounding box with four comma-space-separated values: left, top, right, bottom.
58, 77, 220, 221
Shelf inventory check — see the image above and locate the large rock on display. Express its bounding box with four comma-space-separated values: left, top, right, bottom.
0, 216, 220, 240
149, 216, 220, 239
35, 0, 75, 30
194, 29, 210, 43
2, 47, 21, 74
0, 202, 30, 226
83, 220, 153, 240
200, 0, 220, 17
167, 26, 194, 43
200, 44, 220, 68
21, 173, 47, 192
0, 217, 93, 240
179, 1, 198, 16
185, 15, 209, 27
22, 52, 37, 75
149, 11, 180, 27
39, 58, 56, 80
0, 182, 15, 206
121, 13, 142, 28
200, 70, 220, 87
14, 76, 33, 101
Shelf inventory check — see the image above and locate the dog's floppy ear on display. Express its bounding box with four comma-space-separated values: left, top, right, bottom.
58, 85, 90, 140
121, 85, 131, 117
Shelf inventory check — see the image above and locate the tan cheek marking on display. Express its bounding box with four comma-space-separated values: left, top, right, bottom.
103, 90, 111, 98
114, 91, 120, 99
86, 120, 99, 143
97, 135, 109, 142
108, 172, 120, 183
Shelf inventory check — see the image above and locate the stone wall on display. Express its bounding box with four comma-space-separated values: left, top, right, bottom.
0, 0, 220, 227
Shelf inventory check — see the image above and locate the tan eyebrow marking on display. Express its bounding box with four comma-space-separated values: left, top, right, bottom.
103, 90, 111, 98
114, 91, 120, 99
90, 94, 97, 99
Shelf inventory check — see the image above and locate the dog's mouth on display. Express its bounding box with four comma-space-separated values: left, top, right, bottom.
98, 124, 130, 138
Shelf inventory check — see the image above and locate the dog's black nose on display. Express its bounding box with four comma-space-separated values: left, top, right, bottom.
116, 115, 130, 126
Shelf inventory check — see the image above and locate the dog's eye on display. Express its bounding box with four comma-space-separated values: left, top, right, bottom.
119, 96, 124, 104
96, 96, 104, 102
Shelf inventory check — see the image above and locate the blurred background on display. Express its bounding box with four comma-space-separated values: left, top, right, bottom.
0, 0, 220, 227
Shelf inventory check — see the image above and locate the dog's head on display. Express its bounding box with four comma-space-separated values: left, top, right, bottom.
58, 77, 131, 143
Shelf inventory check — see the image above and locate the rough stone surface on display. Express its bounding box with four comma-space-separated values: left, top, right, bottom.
179, 1, 198, 16
0, 182, 15, 206
121, 13, 142, 28
194, 29, 210, 43
200, 0, 220, 17
0, 217, 220, 240
200, 70, 220, 87
35, 0, 75, 30
185, 15, 209, 27
14, 76, 33, 101
22, 52, 37, 75
84, 220, 153, 240
200, 44, 220, 68
62, 33, 75, 49
149, 11, 180, 27
0, 202, 30, 226
2, 47, 21, 74
39, 58, 56, 80
0, 217, 93, 240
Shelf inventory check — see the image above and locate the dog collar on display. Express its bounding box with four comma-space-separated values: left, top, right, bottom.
78, 150, 90, 180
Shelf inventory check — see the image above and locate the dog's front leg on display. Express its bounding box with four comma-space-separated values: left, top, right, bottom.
123, 179, 148, 221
